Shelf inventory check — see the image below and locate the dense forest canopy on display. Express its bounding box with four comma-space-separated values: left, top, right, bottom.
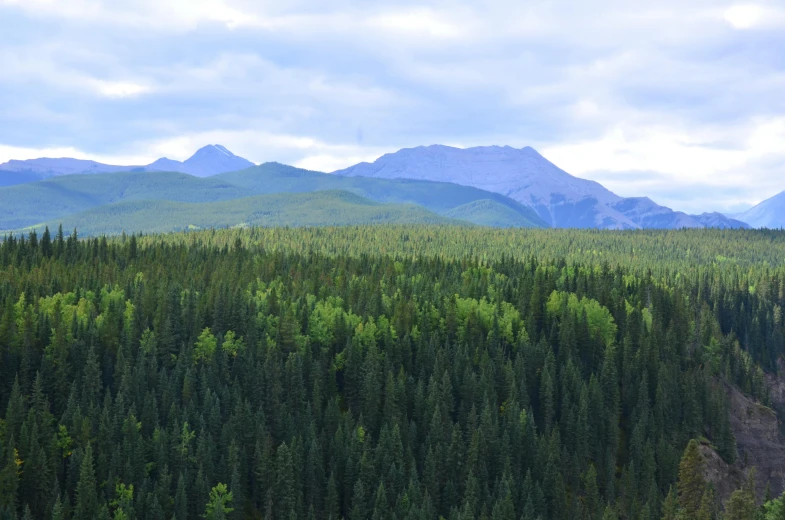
1, 225, 785, 519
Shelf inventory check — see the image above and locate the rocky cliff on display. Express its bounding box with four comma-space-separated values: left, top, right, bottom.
703, 375, 785, 504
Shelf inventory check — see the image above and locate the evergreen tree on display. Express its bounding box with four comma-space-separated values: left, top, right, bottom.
724, 469, 757, 520
677, 440, 706, 517
74, 445, 98, 520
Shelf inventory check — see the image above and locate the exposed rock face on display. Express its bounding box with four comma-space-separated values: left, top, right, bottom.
764, 358, 785, 427
703, 378, 785, 504
699, 444, 744, 502
727, 382, 785, 498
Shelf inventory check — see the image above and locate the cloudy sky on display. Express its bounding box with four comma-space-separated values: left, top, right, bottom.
0, 0, 783, 213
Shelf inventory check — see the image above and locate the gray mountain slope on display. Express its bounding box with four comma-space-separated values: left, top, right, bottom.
691, 212, 750, 229
333, 145, 627, 228
735, 191, 785, 229
0, 144, 255, 179
333, 144, 710, 230
0, 158, 138, 176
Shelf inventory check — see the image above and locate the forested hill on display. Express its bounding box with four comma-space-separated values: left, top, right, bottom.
1, 226, 785, 519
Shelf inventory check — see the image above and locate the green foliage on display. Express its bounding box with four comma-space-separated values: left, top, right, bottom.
0, 163, 546, 234
444, 198, 543, 227
724, 469, 757, 520
74, 445, 98, 519
21, 191, 467, 237
0, 225, 783, 519
546, 290, 617, 346
677, 440, 706, 516
763, 491, 785, 519
204, 483, 234, 519
193, 327, 218, 364
221, 330, 244, 358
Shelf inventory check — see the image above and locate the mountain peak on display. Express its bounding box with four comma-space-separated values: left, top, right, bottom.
331, 144, 727, 230
180, 144, 254, 177
735, 190, 785, 228
331, 144, 632, 227
190, 144, 238, 159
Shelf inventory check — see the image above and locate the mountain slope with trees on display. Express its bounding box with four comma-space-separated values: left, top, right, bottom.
0, 164, 546, 233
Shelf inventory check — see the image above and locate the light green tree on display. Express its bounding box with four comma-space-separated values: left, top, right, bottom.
193, 327, 217, 364
204, 483, 234, 520
222, 330, 244, 357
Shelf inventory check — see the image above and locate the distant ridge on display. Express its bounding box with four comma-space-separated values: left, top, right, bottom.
333, 144, 748, 230
0, 163, 546, 234
0, 144, 255, 180
0, 142, 766, 230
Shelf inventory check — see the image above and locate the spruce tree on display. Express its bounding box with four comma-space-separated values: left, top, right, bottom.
74, 445, 98, 520
677, 440, 706, 517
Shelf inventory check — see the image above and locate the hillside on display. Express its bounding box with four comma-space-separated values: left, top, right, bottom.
0, 169, 46, 187
0, 171, 249, 229
0, 164, 546, 233
218, 162, 546, 226
443, 199, 544, 227
21, 191, 462, 235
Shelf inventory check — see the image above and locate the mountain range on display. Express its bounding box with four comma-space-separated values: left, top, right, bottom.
0, 144, 254, 182
333, 145, 749, 230
1, 142, 782, 234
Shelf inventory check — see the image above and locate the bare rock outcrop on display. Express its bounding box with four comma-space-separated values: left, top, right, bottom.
703, 376, 785, 504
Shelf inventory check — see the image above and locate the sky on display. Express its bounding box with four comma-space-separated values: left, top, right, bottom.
0, 0, 784, 214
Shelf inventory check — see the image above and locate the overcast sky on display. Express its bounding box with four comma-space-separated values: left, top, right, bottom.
1, 0, 783, 213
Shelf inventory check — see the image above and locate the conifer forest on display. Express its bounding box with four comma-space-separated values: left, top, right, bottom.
3, 225, 785, 519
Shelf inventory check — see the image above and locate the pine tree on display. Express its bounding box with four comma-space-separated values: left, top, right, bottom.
174, 474, 188, 520
677, 440, 706, 517
74, 445, 98, 520
696, 486, 715, 520
660, 486, 678, 520
584, 464, 601, 520
51, 494, 64, 520
350, 480, 366, 520
371, 482, 388, 520
0, 440, 20, 513
724, 469, 757, 520
601, 505, 618, 520
275, 443, 297, 517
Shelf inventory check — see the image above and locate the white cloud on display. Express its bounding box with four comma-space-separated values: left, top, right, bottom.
128, 130, 391, 171
0, 0, 267, 30
723, 4, 763, 29
540, 116, 785, 212
0, 143, 152, 165
295, 154, 378, 172
90, 79, 151, 98
2, 0, 785, 215
367, 9, 468, 39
